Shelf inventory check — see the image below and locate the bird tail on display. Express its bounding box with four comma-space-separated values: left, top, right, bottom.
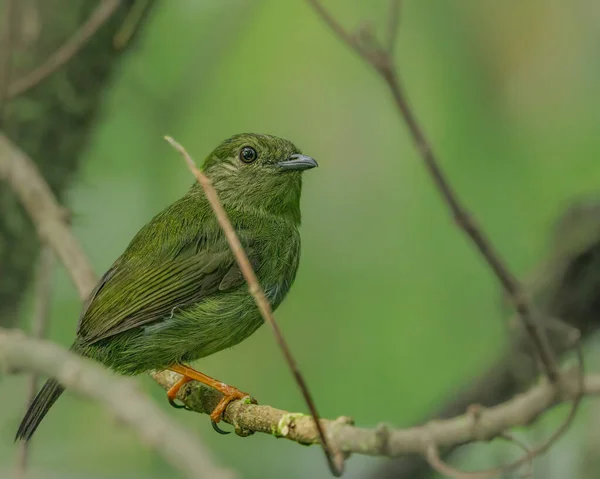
15, 378, 65, 442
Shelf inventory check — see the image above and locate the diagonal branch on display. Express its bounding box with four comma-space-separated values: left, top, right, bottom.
304, 0, 559, 385
0, 133, 97, 298
386, 0, 402, 53
0, 329, 234, 479
7, 0, 121, 99
164, 136, 345, 477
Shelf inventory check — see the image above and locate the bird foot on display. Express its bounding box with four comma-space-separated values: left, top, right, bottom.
167, 374, 192, 409
166, 364, 255, 434
209, 384, 250, 423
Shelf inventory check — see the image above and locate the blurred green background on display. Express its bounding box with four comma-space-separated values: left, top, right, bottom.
3, 0, 600, 478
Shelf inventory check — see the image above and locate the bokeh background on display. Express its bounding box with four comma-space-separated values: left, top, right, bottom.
2, 0, 600, 478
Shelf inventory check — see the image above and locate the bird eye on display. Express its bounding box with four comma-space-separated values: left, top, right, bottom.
239, 146, 257, 163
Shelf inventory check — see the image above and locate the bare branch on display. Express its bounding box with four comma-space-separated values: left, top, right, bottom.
7, 0, 121, 99
499, 433, 534, 479
304, 0, 560, 390
15, 246, 55, 479
386, 0, 402, 53
164, 136, 345, 477
113, 0, 151, 49
0, 329, 235, 479
152, 368, 599, 459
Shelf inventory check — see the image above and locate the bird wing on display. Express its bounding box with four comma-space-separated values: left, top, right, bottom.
76, 233, 256, 346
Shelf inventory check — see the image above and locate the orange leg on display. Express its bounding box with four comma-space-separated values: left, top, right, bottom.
167, 375, 192, 408
167, 364, 250, 423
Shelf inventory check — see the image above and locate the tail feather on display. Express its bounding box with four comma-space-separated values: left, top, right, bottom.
15, 378, 65, 442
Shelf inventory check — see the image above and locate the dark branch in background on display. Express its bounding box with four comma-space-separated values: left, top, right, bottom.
113, 0, 151, 49
14, 247, 55, 479
306, 0, 557, 386
164, 136, 345, 477
0, 133, 97, 297
304, 0, 586, 476
6, 0, 121, 99
0, 0, 17, 113
385, 0, 401, 54
0, 330, 235, 479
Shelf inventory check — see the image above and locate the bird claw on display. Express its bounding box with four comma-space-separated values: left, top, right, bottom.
168, 397, 192, 411
211, 420, 231, 435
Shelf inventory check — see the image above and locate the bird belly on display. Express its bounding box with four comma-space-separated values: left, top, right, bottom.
83, 290, 266, 375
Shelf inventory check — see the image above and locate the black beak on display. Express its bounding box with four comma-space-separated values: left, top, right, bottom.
277, 154, 318, 171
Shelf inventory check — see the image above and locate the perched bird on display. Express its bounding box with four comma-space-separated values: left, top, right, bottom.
16, 133, 318, 441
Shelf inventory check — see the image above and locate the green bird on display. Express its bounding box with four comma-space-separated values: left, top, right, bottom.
16, 133, 317, 441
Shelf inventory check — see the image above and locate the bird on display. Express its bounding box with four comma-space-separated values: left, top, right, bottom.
16, 133, 318, 441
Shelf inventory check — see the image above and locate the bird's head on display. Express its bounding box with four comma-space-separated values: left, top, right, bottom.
199, 133, 317, 223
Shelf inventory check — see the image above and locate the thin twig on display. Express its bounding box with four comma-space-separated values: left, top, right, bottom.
0, 329, 235, 479
164, 136, 345, 477
304, 0, 559, 386
14, 247, 55, 479
386, 0, 401, 53
425, 433, 535, 479
499, 433, 533, 479
113, 0, 150, 49
7, 0, 121, 99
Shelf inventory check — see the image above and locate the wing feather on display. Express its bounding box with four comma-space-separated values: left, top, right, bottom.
76, 239, 253, 345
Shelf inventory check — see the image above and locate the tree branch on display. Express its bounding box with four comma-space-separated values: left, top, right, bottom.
0, 133, 97, 298
305, 0, 558, 388
0, 329, 234, 479
151, 367, 598, 459
7, 0, 121, 99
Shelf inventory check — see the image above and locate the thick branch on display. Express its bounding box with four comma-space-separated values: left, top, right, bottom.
152, 368, 598, 458
0, 329, 234, 479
